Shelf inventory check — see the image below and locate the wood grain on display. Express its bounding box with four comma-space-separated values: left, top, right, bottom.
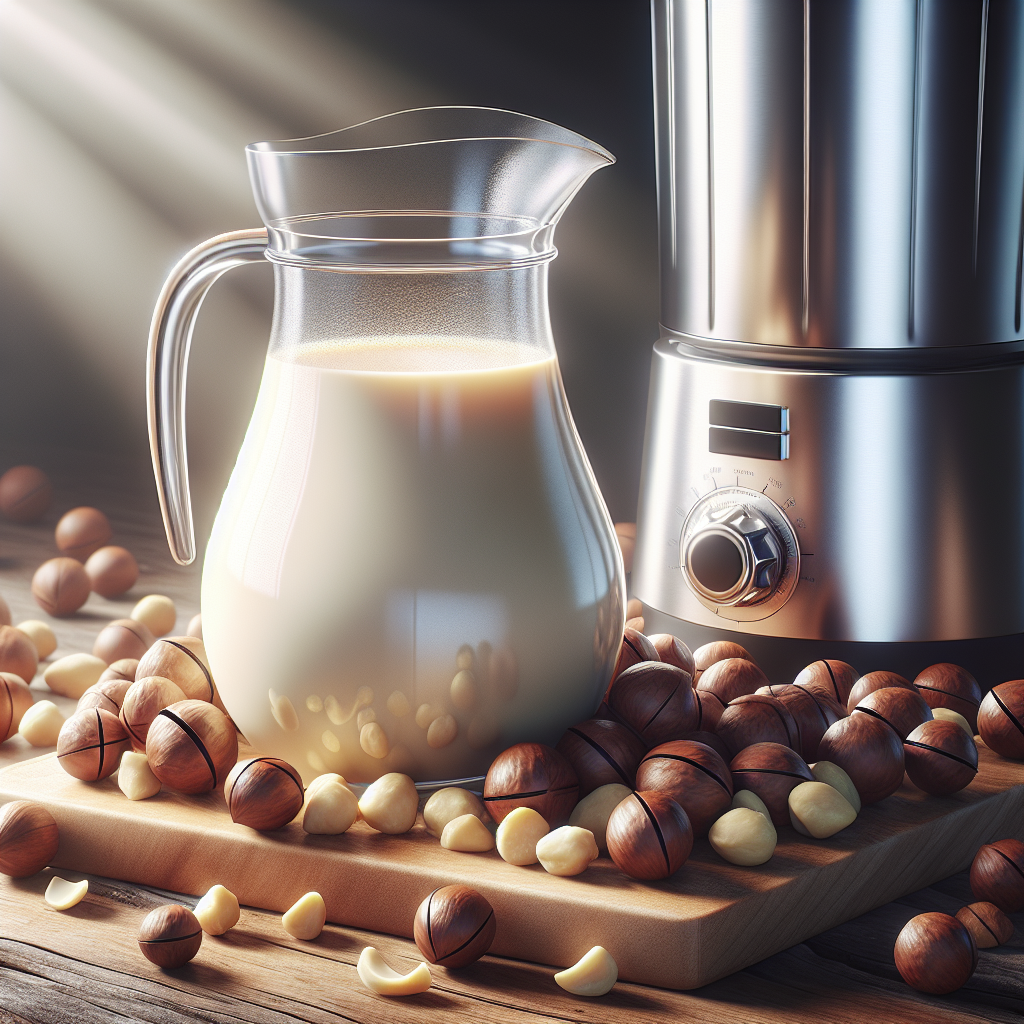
0, 744, 1020, 990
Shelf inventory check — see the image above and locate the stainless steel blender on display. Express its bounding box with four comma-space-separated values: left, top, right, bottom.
635, 0, 1024, 683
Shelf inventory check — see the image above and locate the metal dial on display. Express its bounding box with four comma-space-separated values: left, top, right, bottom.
680, 487, 800, 621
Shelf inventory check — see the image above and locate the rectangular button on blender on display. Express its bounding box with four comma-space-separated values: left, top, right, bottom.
709, 427, 790, 460
709, 400, 789, 432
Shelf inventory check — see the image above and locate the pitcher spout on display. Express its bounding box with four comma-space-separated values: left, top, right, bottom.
245, 106, 615, 270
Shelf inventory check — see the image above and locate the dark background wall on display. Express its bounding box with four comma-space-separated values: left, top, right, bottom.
0, 0, 659, 544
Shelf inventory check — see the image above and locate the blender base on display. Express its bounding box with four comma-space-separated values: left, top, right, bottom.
641, 605, 1024, 694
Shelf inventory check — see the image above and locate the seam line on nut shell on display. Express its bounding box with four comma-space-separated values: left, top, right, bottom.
140, 931, 203, 944
640, 680, 683, 733
821, 661, 840, 702
903, 740, 977, 769
425, 890, 438, 960
165, 641, 214, 701
991, 690, 1024, 736
158, 709, 217, 785
633, 792, 670, 871
438, 910, 494, 964
483, 788, 550, 803
991, 847, 1024, 881
915, 684, 979, 709
964, 906, 1000, 944
732, 768, 807, 779
639, 752, 729, 793
566, 728, 634, 787
95, 710, 105, 778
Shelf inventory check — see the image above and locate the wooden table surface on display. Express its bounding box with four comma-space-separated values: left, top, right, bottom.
0, 445, 1021, 1023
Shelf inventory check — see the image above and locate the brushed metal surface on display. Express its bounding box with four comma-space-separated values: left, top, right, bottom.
634, 339, 1024, 642
653, 0, 1024, 349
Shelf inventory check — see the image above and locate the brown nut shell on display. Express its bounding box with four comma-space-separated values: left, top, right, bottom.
606, 790, 693, 880
692, 641, 753, 684
0, 800, 59, 877
31, 557, 91, 618
903, 719, 978, 796
607, 661, 697, 746
977, 680, 1024, 759
728, 742, 813, 826
970, 839, 1024, 912
610, 627, 660, 686
636, 739, 733, 837
225, 757, 305, 831
696, 658, 769, 705
99, 659, 139, 684
846, 671, 914, 714
756, 682, 842, 761
0, 466, 52, 523
120, 676, 186, 750
136, 637, 215, 703
694, 689, 725, 732
647, 634, 695, 675
77, 678, 132, 715
852, 686, 933, 740
956, 902, 1014, 948
676, 729, 731, 763
793, 660, 859, 707
0, 625, 39, 684
138, 904, 203, 968
0, 673, 34, 741
85, 546, 139, 599
56, 708, 130, 781
893, 912, 977, 994
556, 718, 648, 797
817, 714, 905, 805
413, 884, 496, 969
55, 507, 112, 561
717, 694, 799, 757
93, 619, 155, 666
483, 742, 579, 825
913, 664, 982, 732
145, 699, 238, 795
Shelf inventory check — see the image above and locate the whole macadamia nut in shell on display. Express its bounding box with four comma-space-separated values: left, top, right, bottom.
903, 719, 978, 796
557, 718, 647, 797
970, 838, 1024, 912
57, 708, 130, 781
0, 800, 59, 877
138, 905, 202, 969
793, 659, 859, 707
55, 507, 111, 561
93, 619, 155, 666
483, 742, 579, 824
913, 663, 982, 732
85, 546, 139, 599
0, 466, 52, 523
893, 912, 977, 994
728, 742, 813, 826
414, 884, 496, 969
977, 680, 1024, 759
817, 713, 905, 805
145, 699, 237, 794
31, 558, 90, 618
636, 739, 733, 837
0, 673, 34, 740
606, 790, 692, 881
852, 686, 933, 741
845, 670, 914, 714
136, 637, 215, 704
225, 757, 305, 831
0, 625, 38, 684
697, 658, 769, 705
607, 661, 697, 746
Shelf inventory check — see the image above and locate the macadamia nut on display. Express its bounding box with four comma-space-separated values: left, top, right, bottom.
932, 707, 974, 736
358, 773, 418, 834
360, 721, 389, 759
282, 891, 326, 940
568, 783, 631, 854
708, 807, 777, 866
810, 760, 862, 814
19, 700, 65, 746
788, 781, 857, 839
423, 787, 487, 838
427, 713, 458, 749
16, 620, 56, 660
303, 781, 359, 835
131, 595, 177, 638
44, 876, 88, 911
536, 825, 599, 876
732, 789, 771, 819
554, 946, 618, 997
43, 654, 106, 699
194, 884, 240, 935
415, 703, 440, 729
440, 813, 495, 852
117, 751, 161, 800
496, 806, 549, 866
357, 946, 432, 996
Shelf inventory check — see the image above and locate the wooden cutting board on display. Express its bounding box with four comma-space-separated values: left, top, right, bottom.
0, 744, 1020, 990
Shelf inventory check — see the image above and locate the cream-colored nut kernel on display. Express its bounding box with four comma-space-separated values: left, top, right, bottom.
324, 694, 353, 725
305, 694, 323, 713
386, 691, 411, 718
17, 620, 57, 660
427, 713, 458, 749
358, 773, 418, 834
415, 703, 440, 729
282, 892, 326, 940
423, 787, 487, 838
43, 654, 106, 699
130, 595, 177, 638
117, 751, 161, 800
456, 643, 475, 671
450, 670, 478, 711
19, 700, 65, 746
303, 780, 359, 834
440, 813, 495, 852
731, 789, 772, 820
269, 689, 299, 731
360, 722, 390, 759
568, 783, 631, 855
495, 806, 549, 866
194, 884, 240, 935
810, 760, 862, 814
554, 946, 618, 997
932, 707, 973, 736
44, 876, 88, 911
357, 946, 432, 996
788, 781, 857, 839
306, 772, 350, 796
357, 706, 376, 729
708, 807, 777, 866
536, 826, 599, 876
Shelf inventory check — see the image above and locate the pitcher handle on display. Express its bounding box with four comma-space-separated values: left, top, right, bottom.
147, 227, 269, 565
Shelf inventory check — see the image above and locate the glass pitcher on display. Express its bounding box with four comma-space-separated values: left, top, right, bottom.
148, 107, 625, 786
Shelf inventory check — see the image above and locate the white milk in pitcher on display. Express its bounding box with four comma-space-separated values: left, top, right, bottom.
202, 339, 623, 783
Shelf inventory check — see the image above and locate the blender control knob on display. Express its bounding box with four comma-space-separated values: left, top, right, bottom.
682, 503, 785, 607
